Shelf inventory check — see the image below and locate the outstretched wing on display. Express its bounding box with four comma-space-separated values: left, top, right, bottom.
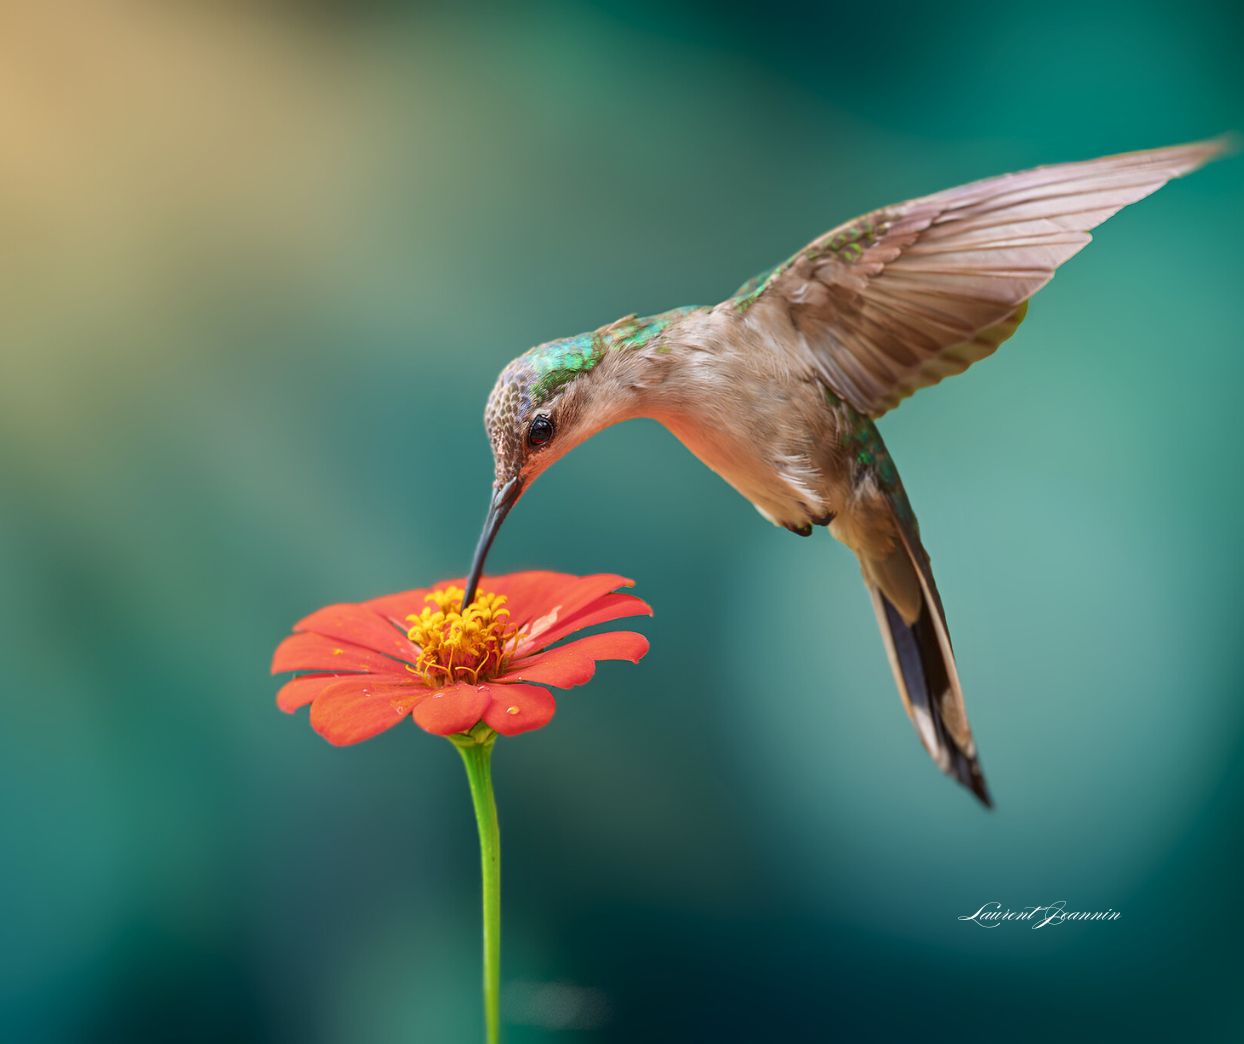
731, 138, 1228, 417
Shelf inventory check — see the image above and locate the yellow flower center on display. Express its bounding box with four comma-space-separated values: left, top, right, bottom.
405, 586, 522, 687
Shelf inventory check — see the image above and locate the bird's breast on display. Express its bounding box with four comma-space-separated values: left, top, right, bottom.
653, 399, 844, 530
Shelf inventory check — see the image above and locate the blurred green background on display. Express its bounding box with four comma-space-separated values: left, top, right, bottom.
3, 1, 1242, 1040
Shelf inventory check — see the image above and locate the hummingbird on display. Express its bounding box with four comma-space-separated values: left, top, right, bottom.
462, 138, 1227, 806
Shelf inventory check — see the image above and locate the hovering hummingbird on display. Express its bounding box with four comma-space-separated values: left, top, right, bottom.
463, 139, 1227, 806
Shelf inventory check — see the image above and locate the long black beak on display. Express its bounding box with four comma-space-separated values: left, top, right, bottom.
462, 476, 522, 607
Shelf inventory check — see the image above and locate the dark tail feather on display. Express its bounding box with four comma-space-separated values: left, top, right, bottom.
834, 414, 991, 806
870, 587, 992, 807
856, 478, 992, 808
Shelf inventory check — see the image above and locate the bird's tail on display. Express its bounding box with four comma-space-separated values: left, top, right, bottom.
850, 474, 992, 807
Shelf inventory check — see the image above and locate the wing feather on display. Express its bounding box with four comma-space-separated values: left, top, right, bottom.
734, 138, 1228, 415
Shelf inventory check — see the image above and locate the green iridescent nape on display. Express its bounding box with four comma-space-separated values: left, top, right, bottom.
522, 306, 698, 407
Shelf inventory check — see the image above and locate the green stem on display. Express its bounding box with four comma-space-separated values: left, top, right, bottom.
452, 727, 501, 1044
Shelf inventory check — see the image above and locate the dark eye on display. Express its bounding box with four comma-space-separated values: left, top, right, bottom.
527, 415, 555, 448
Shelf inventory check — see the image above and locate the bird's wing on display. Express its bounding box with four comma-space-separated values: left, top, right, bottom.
729, 138, 1228, 417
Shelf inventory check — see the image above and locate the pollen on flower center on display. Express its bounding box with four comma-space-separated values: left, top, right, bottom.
405, 586, 521, 687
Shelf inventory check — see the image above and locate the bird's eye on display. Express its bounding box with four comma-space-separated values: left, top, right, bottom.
527, 415, 555, 448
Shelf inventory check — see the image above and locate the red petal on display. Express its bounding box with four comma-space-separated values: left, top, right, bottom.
309, 678, 420, 746
276, 673, 343, 713
499, 631, 650, 688
516, 592, 652, 655
484, 572, 578, 623
294, 603, 419, 661
500, 644, 593, 688
409, 682, 491, 736
517, 574, 637, 640
271, 633, 413, 675
481, 683, 556, 736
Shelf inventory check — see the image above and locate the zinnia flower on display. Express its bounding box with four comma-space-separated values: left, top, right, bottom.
272, 571, 651, 744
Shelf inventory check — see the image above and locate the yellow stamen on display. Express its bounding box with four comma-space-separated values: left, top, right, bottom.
405, 586, 522, 687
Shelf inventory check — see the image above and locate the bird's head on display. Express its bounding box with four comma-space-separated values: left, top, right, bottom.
463, 332, 613, 604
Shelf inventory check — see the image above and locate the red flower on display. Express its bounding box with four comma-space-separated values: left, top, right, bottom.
271, 571, 651, 745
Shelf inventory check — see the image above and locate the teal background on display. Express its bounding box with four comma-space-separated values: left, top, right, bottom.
3, 1, 1242, 1040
